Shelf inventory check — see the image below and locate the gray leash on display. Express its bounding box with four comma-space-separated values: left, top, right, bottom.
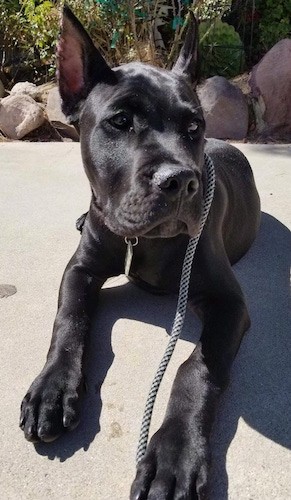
136, 153, 216, 464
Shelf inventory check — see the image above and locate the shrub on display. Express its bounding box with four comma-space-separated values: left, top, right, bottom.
0, 0, 242, 85
199, 19, 245, 78
258, 0, 291, 51
0, 0, 60, 83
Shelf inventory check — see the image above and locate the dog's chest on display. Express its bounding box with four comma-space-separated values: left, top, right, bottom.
127, 237, 189, 294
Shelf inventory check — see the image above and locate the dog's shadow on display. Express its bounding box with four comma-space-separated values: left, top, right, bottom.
35, 212, 291, 498
209, 212, 291, 498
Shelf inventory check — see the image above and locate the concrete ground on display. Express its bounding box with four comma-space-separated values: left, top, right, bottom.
0, 142, 290, 500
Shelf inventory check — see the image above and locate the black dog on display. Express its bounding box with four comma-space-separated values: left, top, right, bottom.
20, 7, 261, 499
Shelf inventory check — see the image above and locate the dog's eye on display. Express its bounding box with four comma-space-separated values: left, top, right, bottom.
187, 121, 199, 137
109, 112, 133, 130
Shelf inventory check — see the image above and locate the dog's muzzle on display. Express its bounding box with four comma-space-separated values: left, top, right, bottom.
98, 162, 202, 239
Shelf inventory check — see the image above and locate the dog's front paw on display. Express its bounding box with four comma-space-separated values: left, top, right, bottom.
130, 422, 210, 500
20, 365, 84, 443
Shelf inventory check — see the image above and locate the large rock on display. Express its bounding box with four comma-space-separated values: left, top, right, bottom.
10, 81, 42, 101
46, 87, 79, 141
249, 39, 291, 135
0, 94, 45, 139
10, 81, 56, 104
34, 81, 56, 103
197, 76, 248, 140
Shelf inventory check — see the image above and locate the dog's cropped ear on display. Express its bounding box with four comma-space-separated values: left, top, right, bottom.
172, 12, 199, 87
57, 5, 117, 122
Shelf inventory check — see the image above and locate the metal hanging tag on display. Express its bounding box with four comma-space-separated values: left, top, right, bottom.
124, 237, 138, 276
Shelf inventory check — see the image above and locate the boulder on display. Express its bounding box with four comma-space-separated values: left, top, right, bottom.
197, 76, 249, 140
46, 87, 79, 141
249, 39, 291, 135
34, 81, 56, 103
10, 81, 56, 104
10, 81, 42, 101
0, 94, 45, 139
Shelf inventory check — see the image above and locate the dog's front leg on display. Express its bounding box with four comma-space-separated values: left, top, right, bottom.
131, 281, 250, 499
19, 225, 108, 443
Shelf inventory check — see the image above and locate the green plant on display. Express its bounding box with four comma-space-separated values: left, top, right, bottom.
21, 0, 59, 68
0, 0, 243, 86
258, 0, 291, 51
22, 1, 57, 53
195, 0, 232, 20
199, 19, 245, 78
0, 0, 60, 83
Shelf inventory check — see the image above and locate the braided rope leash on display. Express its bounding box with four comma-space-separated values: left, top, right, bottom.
136, 153, 216, 464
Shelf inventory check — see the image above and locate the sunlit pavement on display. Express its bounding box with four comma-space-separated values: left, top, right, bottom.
0, 142, 290, 499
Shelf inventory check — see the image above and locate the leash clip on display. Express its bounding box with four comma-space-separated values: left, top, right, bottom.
124, 237, 138, 276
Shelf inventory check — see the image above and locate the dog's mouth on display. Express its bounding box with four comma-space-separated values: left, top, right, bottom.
97, 186, 203, 239
140, 219, 189, 238
104, 211, 200, 239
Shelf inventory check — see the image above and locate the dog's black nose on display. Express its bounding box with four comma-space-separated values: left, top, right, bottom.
153, 165, 198, 201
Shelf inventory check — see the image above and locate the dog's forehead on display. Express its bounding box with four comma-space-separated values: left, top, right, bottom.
87, 62, 201, 116
114, 62, 199, 108
117, 62, 177, 87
